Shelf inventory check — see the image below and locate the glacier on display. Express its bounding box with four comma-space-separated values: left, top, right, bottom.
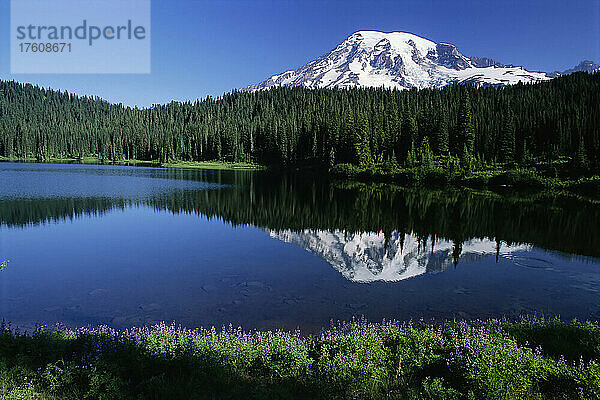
245, 30, 553, 91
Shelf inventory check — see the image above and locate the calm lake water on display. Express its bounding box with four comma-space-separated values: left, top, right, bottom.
0, 162, 598, 332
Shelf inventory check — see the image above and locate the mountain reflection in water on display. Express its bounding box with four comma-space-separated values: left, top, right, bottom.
268, 229, 530, 282
0, 163, 599, 331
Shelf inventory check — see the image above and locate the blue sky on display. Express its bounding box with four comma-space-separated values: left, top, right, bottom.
0, 0, 598, 107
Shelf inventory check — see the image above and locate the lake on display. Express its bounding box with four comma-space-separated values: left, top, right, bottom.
0, 162, 598, 333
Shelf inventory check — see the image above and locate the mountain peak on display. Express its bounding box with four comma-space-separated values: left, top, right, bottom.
547, 60, 600, 78
350, 30, 436, 45
244, 31, 550, 91
574, 60, 600, 71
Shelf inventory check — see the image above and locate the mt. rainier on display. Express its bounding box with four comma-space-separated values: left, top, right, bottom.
244, 31, 552, 91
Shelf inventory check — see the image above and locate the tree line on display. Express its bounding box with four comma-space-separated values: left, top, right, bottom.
0, 72, 598, 172
1, 172, 598, 259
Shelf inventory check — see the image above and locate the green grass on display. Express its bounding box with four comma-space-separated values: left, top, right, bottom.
331, 162, 600, 197
0, 316, 597, 399
160, 160, 264, 170
0, 156, 264, 171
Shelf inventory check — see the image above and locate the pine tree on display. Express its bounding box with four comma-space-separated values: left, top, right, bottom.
356, 114, 373, 168
406, 142, 417, 168
419, 136, 434, 169
400, 109, 417, 161
575, 135, 588, 170
340, 109, 356, 164
329, 147, 336, 169
498, 110, 515, 163
457, 90, 474, 160
0, 74, 597, 175
519, 140, 531, 166
432, 110, 449, 155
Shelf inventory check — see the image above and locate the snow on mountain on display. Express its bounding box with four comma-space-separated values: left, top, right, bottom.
547, 60, 600, 78
244, 31, 551, 91
267, 229, 530, 282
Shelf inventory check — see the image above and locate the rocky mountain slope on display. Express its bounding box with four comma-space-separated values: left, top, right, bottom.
245, 31, 598, 92
245, 31, 554, 91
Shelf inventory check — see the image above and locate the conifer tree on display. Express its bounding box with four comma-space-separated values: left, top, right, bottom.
400, 109, 417, 161
419, 137, 434, 169
356, 114, 373, 168
0, 73, 597, 174
498, 110, 515, 163
432, 110, 449, 155
457, 90, 474, 160
340, 109, 356, 164
575, 135, 588, 170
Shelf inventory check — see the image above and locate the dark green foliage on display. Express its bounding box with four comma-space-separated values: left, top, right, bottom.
1, 73, 598, 174
418, 137, 434, 169
1, 173, 599, 258
504, 318, 600, 363
430, 109, 449, 155
356, 113, 373, 168
499, 109, 516, 163
401, 108, 418, 162
565, 176, 600, 196
575, 135, 589, 171
457, 90, 475, 160
0, 318, 598, 399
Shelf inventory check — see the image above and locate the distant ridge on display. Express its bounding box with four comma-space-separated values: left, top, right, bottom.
547, 60, 600, 78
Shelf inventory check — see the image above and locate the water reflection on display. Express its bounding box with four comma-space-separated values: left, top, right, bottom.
268, 229, 530, 282
0, 163, 599, 330
1, 165, 598, 261
0, 163, 224, 200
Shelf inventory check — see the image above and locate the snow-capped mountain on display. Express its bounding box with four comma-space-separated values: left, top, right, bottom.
267, 229, 530, 282
244, 31, 552, 91
547, 60, 600, 78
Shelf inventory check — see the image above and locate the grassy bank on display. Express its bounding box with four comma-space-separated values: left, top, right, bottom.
0, 156, 264, 171
331, 162, 600, 197
0, 316, 598, 399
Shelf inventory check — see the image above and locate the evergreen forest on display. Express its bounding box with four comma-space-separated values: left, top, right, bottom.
0, 72, 598, 180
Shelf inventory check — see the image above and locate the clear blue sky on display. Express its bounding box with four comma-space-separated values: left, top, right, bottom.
0, 0, 598, 107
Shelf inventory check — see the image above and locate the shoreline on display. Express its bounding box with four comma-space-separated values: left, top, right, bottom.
0, 316, 597, 399
0, 156, 265, 171
331, 163, 600, 197
2, 157, 599, 198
